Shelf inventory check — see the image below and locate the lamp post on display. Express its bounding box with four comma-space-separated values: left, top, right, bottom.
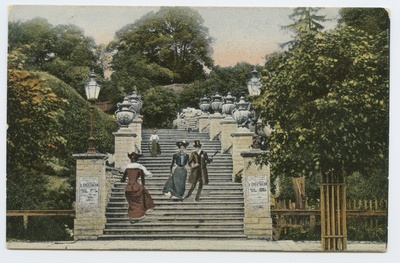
85, 70, 101, 154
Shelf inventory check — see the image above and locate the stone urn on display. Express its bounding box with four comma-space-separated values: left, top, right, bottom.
221, 92, 236, 119
199, 95, 210, 116
115, 97, 136, 127
127, 91, 143, 115
211, 92, 223, 114
232, 96, 251, 129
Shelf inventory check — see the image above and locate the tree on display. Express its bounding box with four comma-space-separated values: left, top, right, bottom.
141, 87, 180, 128
7, 69, 68, 209
8, 19, 103, 98
254, 21, 389, 249
178, 63, 261, 111
7, 69, 118, 210
257, 24, 388, 186
109, 6, 214, 89
338, 8, 390, 35
281, 7, 327, 48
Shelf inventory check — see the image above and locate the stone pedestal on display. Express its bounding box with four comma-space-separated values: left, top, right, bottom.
209, 114, 224, 141
231, 129, 253, 181
113, 127, 137, 170
198, 115, 210, 133
241, 150, 272, 240
129, 116, 142, 152
220, 119, 237, 153
73, 153, 108, 240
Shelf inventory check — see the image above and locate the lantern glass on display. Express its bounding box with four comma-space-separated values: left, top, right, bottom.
85, 71, 101, 101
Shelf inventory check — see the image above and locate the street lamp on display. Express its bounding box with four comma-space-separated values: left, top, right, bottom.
85, 69, 101, 154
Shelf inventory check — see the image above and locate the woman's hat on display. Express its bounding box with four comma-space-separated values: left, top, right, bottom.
127, 151, 142, 161
152, 128, 157, 132
193, 140, 202, 148
176, 140, 189, 148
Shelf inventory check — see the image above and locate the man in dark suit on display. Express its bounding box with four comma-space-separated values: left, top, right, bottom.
185, 140, 212, 201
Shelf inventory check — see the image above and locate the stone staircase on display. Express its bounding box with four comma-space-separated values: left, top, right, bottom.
99, 129, 246, 240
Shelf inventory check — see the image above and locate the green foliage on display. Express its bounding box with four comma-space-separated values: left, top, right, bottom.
347, 217, 387, 242
8, 18, 103, 97
178, 80, 207, 108
7, 70, 117, 210
178, 63, 260, 110
277, 218, 387, 241
205, 63, 259, 98
109, 6, 214, 90
281, 7, 327, 48
141, 87, 179, 128
7, 216, 74, 241
339, 8, 390, 35
254, 24, 389, 182
346, 169, 388, 200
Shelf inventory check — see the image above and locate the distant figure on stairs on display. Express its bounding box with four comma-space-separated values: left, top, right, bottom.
185, 140, 213, 201
149, 128, 161, 157
121, 152, 154, 223
162, 140, 190, 200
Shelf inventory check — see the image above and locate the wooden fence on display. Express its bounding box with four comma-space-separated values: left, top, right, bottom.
6, 210, 75, 238
271, 198, 388, 241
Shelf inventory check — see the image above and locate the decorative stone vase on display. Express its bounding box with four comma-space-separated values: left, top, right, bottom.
221, 92, 236, 119
211, 92, 223, 114
232, 96, 251, 128
199, 95, 210, 115
115, 98, 136, 127
127, 91, 143, 114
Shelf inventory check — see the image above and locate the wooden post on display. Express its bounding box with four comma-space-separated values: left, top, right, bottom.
320, 171, 347, 251
23, 215, 28, 238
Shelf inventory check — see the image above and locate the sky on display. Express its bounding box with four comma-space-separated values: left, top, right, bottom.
2, 0, 400, 263
7, 5, 340, 67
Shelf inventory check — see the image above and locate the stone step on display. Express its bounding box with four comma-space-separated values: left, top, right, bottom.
105, 221, 243, 229
98, 233, 247, 240
106, 201, 244, 208
102, 227, 244, 235
105, 210, 244, 218
112, 183, 242, 190
102, 128, 245, 240
106, 206, 244, 213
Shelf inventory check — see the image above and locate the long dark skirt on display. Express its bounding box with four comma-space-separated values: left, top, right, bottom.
125, 187, 154, 219
150, 141, 161, 156
162, 166, 187, 198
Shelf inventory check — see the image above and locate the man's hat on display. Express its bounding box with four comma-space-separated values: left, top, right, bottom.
176, 140, 189, 148
193, 140, 202, 148
127, 151, 142, 161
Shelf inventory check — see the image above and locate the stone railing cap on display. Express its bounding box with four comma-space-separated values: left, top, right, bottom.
73, 153, 108, 160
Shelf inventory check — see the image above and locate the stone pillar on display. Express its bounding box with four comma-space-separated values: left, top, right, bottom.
129, 115, 142, 152
241, 150, 272, 239
209, 114, 224, 141
198, 115, 210, 133
113, 127, 137, 170
231, 129, 253, 181
73, 153, 108, 240
220, 119, 237, 153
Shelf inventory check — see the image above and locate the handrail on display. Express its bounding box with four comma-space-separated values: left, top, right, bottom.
7, 210, 75, 216
201, 123, 210, 132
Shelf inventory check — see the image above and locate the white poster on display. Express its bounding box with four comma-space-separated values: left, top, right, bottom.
247, 177, 268, 206
79, 177, 99, 205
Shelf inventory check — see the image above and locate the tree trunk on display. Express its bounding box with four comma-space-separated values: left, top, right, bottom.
320, 170, 347, 251
292, 176, 305, 209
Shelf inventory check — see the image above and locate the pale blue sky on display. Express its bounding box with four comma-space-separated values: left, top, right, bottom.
8, 5, 339, 66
